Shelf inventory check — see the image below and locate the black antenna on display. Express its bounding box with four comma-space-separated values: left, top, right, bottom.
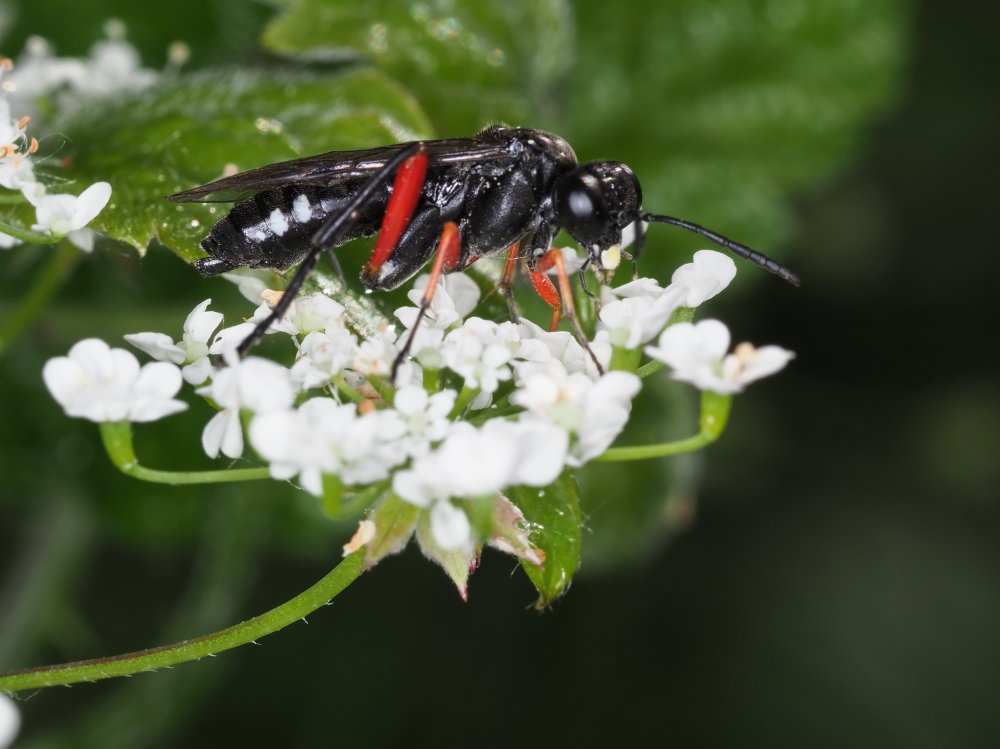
641, 212, 800, 286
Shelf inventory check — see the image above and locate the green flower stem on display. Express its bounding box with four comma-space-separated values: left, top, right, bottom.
610, 345, 642, 372
346, 482, 388, 513
596, 390, 733, 461
332, 481, 388, 519
449, 385, 480, 419
422, 366, 440, 393
0, 219, 61, 244
0, 549, 366, 692
333, 374, 364, 404
670, 306, 697, 325
0, 241, 79, 355
635, 358, 665, 378
321, 473, 345, 516
366, 373, 395, 404
465, 404, 523, 425
99, 421, 270, 484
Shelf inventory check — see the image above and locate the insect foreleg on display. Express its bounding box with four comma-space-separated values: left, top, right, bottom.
532, 248, 605, 375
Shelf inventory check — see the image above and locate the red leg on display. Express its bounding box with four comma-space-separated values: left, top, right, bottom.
499, 241, 523, 322
529, 268, 562, 331
531, 248, 604, 373
391, 222, 461, 383
481, 242, 523, 321
420, 222, 462, 305
502, 241, 521, 284
364, 145, 429, 277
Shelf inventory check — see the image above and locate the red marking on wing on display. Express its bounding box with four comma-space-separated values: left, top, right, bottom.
366, 145, 429, 273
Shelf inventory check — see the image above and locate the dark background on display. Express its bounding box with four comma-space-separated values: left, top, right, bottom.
1, 0, 998, 747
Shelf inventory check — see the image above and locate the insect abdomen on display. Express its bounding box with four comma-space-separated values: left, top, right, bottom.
197, 184, 386, 275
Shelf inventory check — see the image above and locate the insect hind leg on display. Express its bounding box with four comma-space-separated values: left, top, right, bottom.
391, 221, 462, 383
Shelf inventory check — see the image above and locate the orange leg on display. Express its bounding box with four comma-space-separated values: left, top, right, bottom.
530, 248, 604, 373
481, 242, 525, 321
492, 241, 523, 322
391, 221, 461, 383
529, 268, 562, 331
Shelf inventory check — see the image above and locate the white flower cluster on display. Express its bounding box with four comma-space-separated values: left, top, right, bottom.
42, 249, 793, 562
0, 24, 156, 251
8, 24, 159, 119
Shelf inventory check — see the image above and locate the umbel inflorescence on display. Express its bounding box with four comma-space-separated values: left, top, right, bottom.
43, 248, 793, 596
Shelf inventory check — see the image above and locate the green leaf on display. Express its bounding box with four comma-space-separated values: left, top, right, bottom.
565, 0, 908, 273
365, 491, 419, 568
262, 0, 573, 134
51, 68, 432, 261
508, 471, 582, 609
414, 512, 475, 600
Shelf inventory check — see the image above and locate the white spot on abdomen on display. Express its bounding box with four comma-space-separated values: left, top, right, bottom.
268, 207, 289, 237
244, 223, 268, 243
292, 193, 312, 224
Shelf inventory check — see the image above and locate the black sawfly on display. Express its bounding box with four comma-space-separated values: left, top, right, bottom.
168, 125, 798, 373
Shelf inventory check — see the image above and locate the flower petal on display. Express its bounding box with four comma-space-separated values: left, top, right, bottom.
69, 181, 112, 229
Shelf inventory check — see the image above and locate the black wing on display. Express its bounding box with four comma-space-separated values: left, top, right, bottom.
167, 136, 521, 204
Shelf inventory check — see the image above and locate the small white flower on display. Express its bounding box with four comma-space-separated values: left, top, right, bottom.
598, 283, 685, 350
670, 250, 737, 307
10, 32, 158, 116
125, 298, 224, 385
0, 146, 36, 193
250, 398, 407, 493
512, 364, 641, 465
428, 499, 473, 553
196, 357, 294, 458
352, 328, 399, 377
482, 416, 569, 487
29, 181, 111, 251
646, 319, 794, 394
392, 422, 511, 507
391, 384, 456, 457
290, 328, 359, 390
392, 415, 567, 554
605, 276, 665, 300
396, 272, 480, 330
0, 99, 28, 147
257, 291, 346, 337
8, 36, 89, 101
0, 694, 20, 749
515, 319, 609, 379
440, 317, 516, 393
393, 417, 567, 508
221, 270, 271, 304
82, 37, 159, 98
209, 320, 257, 361
398, 323, 447, 371
43, 338, 187, 423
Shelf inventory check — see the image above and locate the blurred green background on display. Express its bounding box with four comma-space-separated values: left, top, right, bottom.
1, 0, 998, 746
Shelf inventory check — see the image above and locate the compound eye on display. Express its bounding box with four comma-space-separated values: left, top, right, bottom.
556, 173, 609, 245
